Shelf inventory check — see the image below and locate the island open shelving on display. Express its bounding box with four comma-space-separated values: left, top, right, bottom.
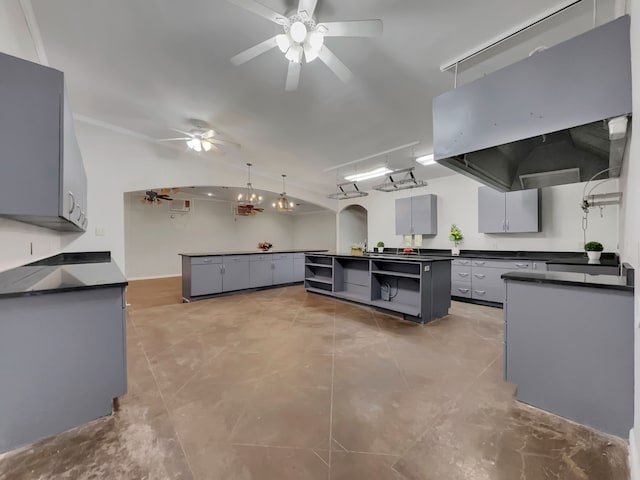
304, 253, 452, 324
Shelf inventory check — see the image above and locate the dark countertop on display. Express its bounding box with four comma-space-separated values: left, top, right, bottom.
180, 249, 328, 257
375, 248, 619, 267
502, 271, 634, 292
316, 252, 452, 263
0, 252, 127, 299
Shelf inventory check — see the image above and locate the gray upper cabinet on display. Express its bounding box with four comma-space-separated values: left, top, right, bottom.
478, 187, 540, 233
395, 194, 438, 235
0, 52, 87, 231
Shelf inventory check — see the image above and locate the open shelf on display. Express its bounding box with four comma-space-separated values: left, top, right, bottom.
305, 255, 333, 267
305, 276, 333, 285
371, 270, 420, 279
306, 286, 332, 295
306, 263, 333, 268
333, 290, 370, 303
370, 299, 421, 317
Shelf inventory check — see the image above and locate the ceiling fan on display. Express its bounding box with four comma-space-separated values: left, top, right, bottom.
157, 126, 240, 153
226, 0, 383, 91
141, 189, 175, 205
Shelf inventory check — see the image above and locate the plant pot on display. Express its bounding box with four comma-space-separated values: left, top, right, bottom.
587, 251, 602, 261
451, 245, 460, 256
351, 249, 363, 257
377, 247, 384, 253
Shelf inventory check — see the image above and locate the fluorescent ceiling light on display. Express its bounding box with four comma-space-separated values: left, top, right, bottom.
344, 167, 393, 182
416, 154, 436, 166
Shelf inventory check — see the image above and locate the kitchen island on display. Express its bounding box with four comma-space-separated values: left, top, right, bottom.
179, 250, 327, 302
502, 270, 634, 437
0, 252, 127, 453
304, 252, 452, 324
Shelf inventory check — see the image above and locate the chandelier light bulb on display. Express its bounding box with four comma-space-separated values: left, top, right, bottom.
290, 21, 307, 43
276, 34, 291, 53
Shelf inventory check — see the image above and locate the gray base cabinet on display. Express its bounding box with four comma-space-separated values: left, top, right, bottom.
0, 287, 127, 454
182, 252, 307, 301
504, 280, 633, 437
451, 258, 532, 304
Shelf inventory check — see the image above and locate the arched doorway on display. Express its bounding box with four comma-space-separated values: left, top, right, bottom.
338, 204, 368, 252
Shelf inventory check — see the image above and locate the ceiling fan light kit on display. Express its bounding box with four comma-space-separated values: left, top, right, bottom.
226, 0, 383, 91
156, 125, 240, 154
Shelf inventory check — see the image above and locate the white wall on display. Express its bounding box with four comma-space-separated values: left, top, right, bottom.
124, 196, 303, 279
0, 0, 66, 272
292, 211, 337, 252
338, 205, 368, 251
359, 174, 620, 253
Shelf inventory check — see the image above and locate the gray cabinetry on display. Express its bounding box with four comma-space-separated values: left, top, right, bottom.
0, 286, 127, 453
395, 194, 437, 235
478, 187, 540, 233
222, 256, 250, 292
293, 254, 305, 282
0, 52, 87, 231
250, 254, 273, 288
190, 257, 223, 297
273, 254, 294, 285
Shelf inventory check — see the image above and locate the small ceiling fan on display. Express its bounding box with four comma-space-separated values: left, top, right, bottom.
226, 0, 383, 91
157, 126, 241, 153
141, 189, 176, 205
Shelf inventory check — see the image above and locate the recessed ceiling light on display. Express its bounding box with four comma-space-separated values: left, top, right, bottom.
344, 167, 393, 182
207, 193, 213, 197
416, 154, 436, 166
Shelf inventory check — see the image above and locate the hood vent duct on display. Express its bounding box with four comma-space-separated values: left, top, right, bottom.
433, 15, 632, 192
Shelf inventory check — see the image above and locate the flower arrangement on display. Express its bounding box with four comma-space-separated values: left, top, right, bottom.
258, 241, 273, 251
449, 224, 463, 244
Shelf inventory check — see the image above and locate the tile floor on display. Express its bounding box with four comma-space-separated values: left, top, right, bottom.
0, 283, 629, 479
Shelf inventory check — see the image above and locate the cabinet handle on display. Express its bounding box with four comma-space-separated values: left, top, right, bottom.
506, 220, 510, 231
502, 220, 506, 232
474, 274, 486, 279
68, 191, 76, 215
457, 272, 469, 278
474, 290, 486, 295
474, 261, 485, 266
76, 207, 83, 221
458, 260, 469, 265
515, 263, 529, 268
458, 288, 469, 293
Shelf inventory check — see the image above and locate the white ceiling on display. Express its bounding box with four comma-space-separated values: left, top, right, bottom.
30, 0, 616, 194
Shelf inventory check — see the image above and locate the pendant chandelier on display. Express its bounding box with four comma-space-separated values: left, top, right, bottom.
273, 174, 295, 212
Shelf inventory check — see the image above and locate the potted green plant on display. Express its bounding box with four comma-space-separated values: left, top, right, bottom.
584, 241, 604, 262
376, 241, 385, 253
449, 224, 463, 256
350, 243, 364, 257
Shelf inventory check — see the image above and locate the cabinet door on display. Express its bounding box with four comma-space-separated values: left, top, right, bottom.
293, 256, 305, 282
222, 257, 250, 292
60, 85, 84, 226
478, 187, 506, 233
505, 190, 540, 233
411, 194, 437, 235
250, 260, 273, 288
532, 261, 548, 271
395, 197, 413, 235
0, 53, 62, 217
190, 264, 223, 296
273, 255, 294, 285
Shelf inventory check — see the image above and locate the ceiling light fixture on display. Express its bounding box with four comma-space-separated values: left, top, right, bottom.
327, 182, 369, 200
236, 163, 265, 216
344, 167, 393, 183
372, 167, 429, 192
273, 174, 296, 212
276, 34, 292, 53
416, 154, 436, 166
290, 21, 308, 43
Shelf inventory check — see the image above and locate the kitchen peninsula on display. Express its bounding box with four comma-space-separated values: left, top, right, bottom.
304, 252, 452, 324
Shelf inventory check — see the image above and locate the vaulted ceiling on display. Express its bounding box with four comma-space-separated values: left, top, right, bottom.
30, 0, 616, 194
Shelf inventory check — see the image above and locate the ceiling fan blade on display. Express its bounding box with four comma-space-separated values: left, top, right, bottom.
225, 0, 287, 25
156, 137, 190, 142
169, 128, 195, 137
231, 36, 279, 66
297, 0, 318, 19
203, 129, 215, 138
318, 20, 383, 37
285, 61, 301, 92
318, 46, 353, 83
208, 137, 241, 148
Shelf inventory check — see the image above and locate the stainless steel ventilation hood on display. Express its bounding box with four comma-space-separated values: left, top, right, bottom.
433, 15, 632, 192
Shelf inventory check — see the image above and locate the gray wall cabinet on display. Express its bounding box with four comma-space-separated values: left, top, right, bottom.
504, 280, 633, 437
0, 287, 127, 453
478, 187, 540, 233
395, 194, 438, 235
0, 52, 87, 231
